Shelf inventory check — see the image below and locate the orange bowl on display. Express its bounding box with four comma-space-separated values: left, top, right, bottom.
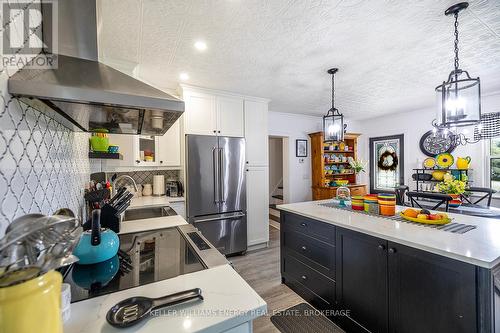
380, 205, 396, 216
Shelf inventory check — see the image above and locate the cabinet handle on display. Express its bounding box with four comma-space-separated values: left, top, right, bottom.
246, 161, 249, 164
246, 169, 249, 172
301, 246, 307, 251
388, 248, 396, 254
135, 160, 141, 164
213, 130, 216, 133
160, 161, 163, 164
300, 222, 307, 227
301, 275, 307, 281
218, 130, 221, 133
378, 244, 386, 251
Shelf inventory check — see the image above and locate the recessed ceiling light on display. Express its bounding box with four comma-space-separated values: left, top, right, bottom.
179, 72, 189, 81
194, 41, 207, 51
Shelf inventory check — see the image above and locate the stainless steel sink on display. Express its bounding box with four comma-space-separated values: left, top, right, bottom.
122, 206, 176, 221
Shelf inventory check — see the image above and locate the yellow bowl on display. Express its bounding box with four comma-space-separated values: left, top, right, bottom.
399, 212, 451, 225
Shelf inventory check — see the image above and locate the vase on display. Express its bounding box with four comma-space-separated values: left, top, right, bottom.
449, 194, 462, 208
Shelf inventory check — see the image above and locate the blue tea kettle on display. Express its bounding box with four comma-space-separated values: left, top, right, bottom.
73, 209, 119, 265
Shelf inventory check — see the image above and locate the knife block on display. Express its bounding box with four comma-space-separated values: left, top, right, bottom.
83, 204, 120, 233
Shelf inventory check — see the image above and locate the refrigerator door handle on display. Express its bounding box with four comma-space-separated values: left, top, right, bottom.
212, 147, 219, 204
219, 148, 225, 203
194, 212, 246, 223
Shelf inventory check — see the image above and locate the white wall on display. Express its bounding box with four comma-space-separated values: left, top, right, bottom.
268, 138, 283, 196
348, 92, 500, 206
268, 111, 323, 203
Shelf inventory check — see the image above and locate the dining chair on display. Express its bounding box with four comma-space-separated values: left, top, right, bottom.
395, 185, 409, 206
406, 191, 453, 212
461, 187, 497, 207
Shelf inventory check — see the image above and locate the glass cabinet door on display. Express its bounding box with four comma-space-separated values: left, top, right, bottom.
135, 135, 159, 166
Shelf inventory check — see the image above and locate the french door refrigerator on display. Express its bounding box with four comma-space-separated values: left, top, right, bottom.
186, 134, 247, 256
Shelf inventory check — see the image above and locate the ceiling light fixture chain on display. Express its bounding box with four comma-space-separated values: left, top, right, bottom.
331, 72, 335, 110
453, 11, 460, 73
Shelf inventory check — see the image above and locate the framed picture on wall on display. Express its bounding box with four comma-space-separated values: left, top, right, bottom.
296, 139, 308, 157
369, 134, 404, 194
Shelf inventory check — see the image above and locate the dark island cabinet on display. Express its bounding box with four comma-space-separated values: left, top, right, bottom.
387, 241, 477, 333
280, 211, 495, 333
335, 228, 388, 333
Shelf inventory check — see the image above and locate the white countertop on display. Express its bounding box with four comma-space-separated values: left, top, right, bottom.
129, 196, 184, 209
278, 200, 500, 268
119, 215, 188, 234
66, 214, 266, 333
64, 265, 266, 333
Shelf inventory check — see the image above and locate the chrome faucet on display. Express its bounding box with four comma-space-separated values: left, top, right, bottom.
112, 175, 138, 196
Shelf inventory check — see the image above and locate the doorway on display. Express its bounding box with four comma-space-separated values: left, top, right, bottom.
268, 136, 288, 229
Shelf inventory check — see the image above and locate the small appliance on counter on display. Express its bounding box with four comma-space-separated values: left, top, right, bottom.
166, 180, 183, 197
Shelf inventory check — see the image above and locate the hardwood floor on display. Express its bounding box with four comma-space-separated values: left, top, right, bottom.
231, 225, 344, 333
231, 226, 303, 332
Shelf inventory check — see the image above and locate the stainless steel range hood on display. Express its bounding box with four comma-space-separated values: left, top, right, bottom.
8, 0, 184, 135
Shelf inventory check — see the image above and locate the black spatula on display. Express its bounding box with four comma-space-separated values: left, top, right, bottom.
106, 288, 203, 328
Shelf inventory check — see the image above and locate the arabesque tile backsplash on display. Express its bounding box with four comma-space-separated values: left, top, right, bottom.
0, 0, 92, 236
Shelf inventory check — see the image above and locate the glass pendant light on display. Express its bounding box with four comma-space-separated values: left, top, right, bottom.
323, 68, 346, 142
435, 2, 481, 129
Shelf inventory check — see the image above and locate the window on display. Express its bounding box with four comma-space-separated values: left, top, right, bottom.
490, 138, 500, 192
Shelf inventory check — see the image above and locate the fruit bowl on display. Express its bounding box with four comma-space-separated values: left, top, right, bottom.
399, 212, 451, 225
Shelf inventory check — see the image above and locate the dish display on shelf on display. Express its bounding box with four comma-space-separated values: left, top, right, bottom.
423, 157, 436, 169
435, 153, 454, 168
432, 170, 446, 181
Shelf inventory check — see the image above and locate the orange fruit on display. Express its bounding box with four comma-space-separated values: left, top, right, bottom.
403, 209, 419, 218
417, 214, 429, 220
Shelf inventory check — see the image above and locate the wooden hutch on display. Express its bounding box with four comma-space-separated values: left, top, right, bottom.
309, 132, 367, 200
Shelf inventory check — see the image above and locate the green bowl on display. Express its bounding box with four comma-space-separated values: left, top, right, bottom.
90, 136, 109, 152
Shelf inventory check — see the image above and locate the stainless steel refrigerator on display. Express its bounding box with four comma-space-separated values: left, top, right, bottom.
185, 135, 247, 256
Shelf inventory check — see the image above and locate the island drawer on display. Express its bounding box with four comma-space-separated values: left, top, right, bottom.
282, 212, 335, 245
283, 254, 335, 306
282, 228, 335, 279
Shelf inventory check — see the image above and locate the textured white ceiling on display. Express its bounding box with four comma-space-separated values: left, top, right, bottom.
97, 0, 500, 120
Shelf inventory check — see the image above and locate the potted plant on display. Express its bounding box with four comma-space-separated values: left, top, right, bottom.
348, 157, 366, 183
433, 173, 467, 207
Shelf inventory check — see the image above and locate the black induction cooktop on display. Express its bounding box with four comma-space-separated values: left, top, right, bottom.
63, 226, 209, 303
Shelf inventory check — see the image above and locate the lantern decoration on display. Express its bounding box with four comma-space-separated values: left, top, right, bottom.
323, 68, 346, 142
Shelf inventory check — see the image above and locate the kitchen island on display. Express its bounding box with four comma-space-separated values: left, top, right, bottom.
278, 200, 500, 333
64, 216, 266, 333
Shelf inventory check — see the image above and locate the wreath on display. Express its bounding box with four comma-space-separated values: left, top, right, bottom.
378, 151, 398, 171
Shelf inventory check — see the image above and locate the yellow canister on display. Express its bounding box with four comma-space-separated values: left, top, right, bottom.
0, 270, 62, 333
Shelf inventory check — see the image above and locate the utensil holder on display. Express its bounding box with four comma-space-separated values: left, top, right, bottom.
0, 271, 62, 333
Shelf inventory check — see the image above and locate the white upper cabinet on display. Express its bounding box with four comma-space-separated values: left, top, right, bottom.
158, 119, 181, 167
244, 100, 269, 166
181, 85, 244, 137
183, 90, 217, 136
216, 96, 244, 137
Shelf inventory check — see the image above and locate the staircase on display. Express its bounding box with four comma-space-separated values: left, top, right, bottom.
269, 185, 283, 229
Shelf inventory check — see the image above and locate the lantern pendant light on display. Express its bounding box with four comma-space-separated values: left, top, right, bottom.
323, 68, 346, 142
435, 2, 481, 129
